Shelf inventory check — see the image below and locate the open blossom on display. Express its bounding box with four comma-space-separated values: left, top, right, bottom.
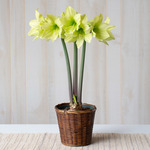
61, 6, 81, 34
28, 9, 45, 40
28, 6, 116, 47
90, 14, 116, 45
42, 15, 63, 41
65, 14, 92, 48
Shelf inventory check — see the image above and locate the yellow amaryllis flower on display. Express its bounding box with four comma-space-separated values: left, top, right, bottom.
42, 15, 63, 41
65, 14, 92, 48
61, 6, 81, 34
28, 9, 45, 40
28, 7, 116, 46
91, 14, 116, 45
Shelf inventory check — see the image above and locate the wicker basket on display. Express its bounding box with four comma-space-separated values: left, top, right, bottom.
55, 103, 96, 146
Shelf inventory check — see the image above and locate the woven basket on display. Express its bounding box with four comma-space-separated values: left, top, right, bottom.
55, 103, 96, 146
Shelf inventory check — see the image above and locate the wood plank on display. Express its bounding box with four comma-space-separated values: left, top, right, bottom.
0, 0, 11, 123
109, 134, 116, 150
128, 134, 139, 150
99, 133, 105, 150
45, 134, 57, 149
121, 0, 149, 123
31, 134, 45, 149
113, 133, 122, 150
21, 134, 35, 150
92, 133, 100, 150
39, 134, 52, 149
0, 134, 13, 149
10, 0, 26, 123
2, 134, 18, 150
15, 134, 29, 149
120, 134, 128, 150
139, 0, 150, 123
25, 0, 49, 123
106, 0, 121, 123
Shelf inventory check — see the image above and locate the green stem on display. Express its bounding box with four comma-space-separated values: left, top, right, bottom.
73, 42, 78, 100
61, 38, 73, 103
78, 41, 86, 104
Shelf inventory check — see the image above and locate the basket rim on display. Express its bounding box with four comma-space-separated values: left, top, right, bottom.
55, 102, 96, 114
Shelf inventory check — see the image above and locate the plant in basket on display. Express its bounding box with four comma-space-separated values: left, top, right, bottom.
28, 6, 115, 146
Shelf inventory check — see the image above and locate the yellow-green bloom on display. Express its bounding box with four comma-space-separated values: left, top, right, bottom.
28, 9, 45, 40
61, 6, 81, 34
65, 14, 92, 48
42, 15, 63, 41
28, 7, 116, 46
91, 14, 116, 45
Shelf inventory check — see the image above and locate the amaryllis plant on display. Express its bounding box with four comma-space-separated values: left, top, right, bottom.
28, 6, 115, 110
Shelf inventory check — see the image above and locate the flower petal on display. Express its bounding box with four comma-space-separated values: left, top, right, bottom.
65, 6, 76, 17
28, 28, 38, 36
92, 30, 96, 37
29, 20, 39, 27
35, 9, 44, 21
65, 26, 75, 33
65, 34, 77, 42
106, 31, 115, 41
55, 18, 63, 28
98, 39, 108, 45
105, 17, 110, 24
74, 14, 81, 26
76, 36, 84, 48
93, 14, 103, 25
96, 31, 110, 39
46, 14, 57, 22
51, 31, 58, 42
84, 33, 92, 43
81, 14, 88, 24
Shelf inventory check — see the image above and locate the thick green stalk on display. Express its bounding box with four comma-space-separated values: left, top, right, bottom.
61, 38, 73, 103
73, 42, 78, 100
78, 41, 86, 104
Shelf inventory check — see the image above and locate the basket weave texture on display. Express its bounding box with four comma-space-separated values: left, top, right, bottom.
55, 103, 96, 146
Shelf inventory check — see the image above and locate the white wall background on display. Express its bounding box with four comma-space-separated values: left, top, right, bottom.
0, 0, 150, 124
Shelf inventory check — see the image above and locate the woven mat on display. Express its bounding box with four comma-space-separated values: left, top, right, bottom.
0, 133, 150, 150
